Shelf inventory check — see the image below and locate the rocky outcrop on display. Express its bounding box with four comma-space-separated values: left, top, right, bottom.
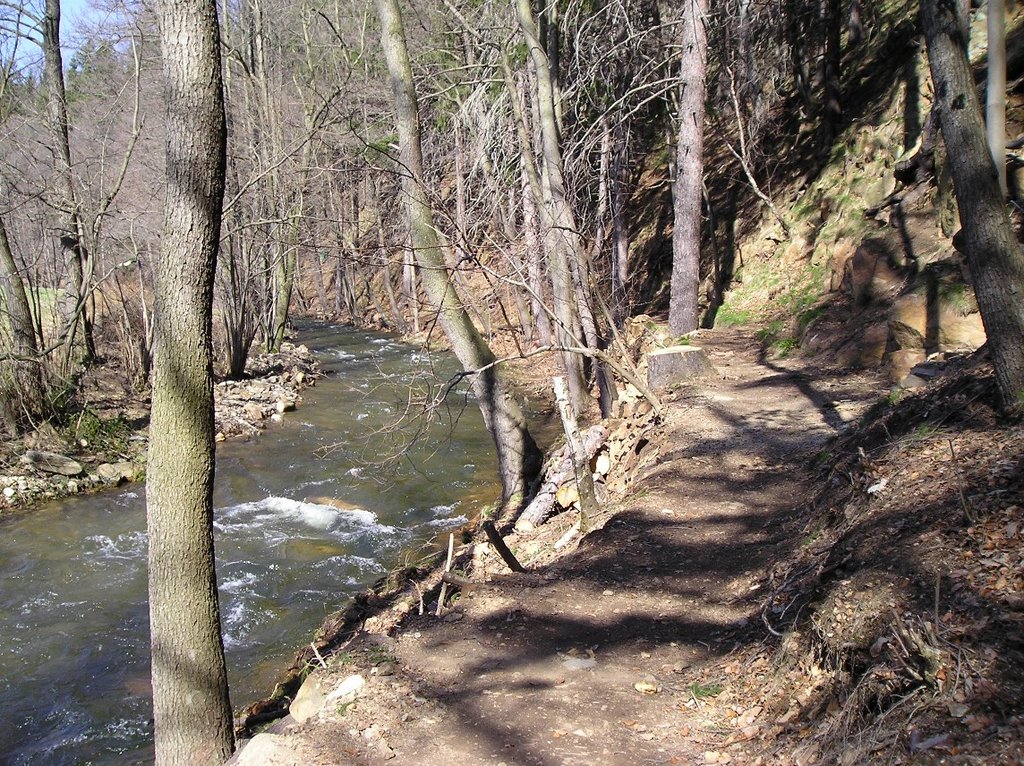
831, 243, 987, 383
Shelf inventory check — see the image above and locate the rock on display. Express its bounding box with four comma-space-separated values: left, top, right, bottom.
227, 733, 318, 766
901, 374, 929, 389
306, 496, 363, 512
836, 322, 888, 368
556, 482, 580, 509
848, 239, 905, 303
242, 402, 264, 422
938, 309, 986, 349
289, 672, 327, 723
633, 676, 661, 694
97, 462, 135, 484
886, 349, 926, 382
647, 346, 714, 390
275, 399, 295, 414
20, 450, 83, 477
888, 281, 986, 356
911, 361, 944, 378
324, 673, 365, 705
562, 656, 597, 671
889, 292, 928, 350
3, 486, 15, 500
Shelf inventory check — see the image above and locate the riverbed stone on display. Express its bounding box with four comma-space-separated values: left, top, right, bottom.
243, 402, 264, 421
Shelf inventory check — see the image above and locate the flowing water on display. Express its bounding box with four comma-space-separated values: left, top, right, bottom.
0, 324, 500, 765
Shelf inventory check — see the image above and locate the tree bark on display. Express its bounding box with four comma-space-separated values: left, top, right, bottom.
376, 0, 542, 506
668, 0, 708, 335
922, 0, 1024, 408
147, 0, 234, 762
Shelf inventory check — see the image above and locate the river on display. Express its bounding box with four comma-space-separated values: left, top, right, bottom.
0, 324, 500, 765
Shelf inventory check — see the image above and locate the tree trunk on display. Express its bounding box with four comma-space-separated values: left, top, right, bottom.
987, 0, 1007, 196
270, 240, 296, 350
610, 128, 630, 329
515, 0, 590, 411
0, 214, 45, 431
819, 0, 843, 149
922, 0, 1024, 408
376, 0, 542, 506
42, 0, 95, 363
148, 0, 234, 762
668, 0, 708, 336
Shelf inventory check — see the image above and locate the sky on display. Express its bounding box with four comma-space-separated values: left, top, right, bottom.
7, 0, 108, 69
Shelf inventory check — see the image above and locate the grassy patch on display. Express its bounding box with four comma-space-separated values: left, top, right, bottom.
688, 682, 723, 699
716, 305, 752, 327
63, 409, 133, 454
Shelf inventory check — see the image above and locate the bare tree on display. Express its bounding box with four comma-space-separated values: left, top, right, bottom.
376, 0, 542, 506
987, 0, 1006, 196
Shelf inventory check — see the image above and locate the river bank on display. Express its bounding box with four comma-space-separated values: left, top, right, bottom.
0, 341, 319, 514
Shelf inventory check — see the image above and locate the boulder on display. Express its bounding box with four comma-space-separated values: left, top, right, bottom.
289, 672, 328, 723
20, 450, 83, 477
325, 673, 365, 705
97, 462, 135, 484
938, 309, 986, 350
227, 733, 319, 766
889, 292, 928, 350
888, 281, 986, 355
647, 346, 714, 390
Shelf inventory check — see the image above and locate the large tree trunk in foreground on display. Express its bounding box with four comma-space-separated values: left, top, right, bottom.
922, 0, 1024, 409
147, 0, 234, 763
668, 0, 708, 336
376, 0, 542, 506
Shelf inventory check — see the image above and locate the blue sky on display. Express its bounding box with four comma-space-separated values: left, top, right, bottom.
8, 0, 103, 67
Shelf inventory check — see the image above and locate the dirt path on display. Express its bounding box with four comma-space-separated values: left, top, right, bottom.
235, 330, 886, 766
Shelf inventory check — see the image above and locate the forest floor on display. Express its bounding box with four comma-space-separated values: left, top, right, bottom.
229, 326, 1024, 765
